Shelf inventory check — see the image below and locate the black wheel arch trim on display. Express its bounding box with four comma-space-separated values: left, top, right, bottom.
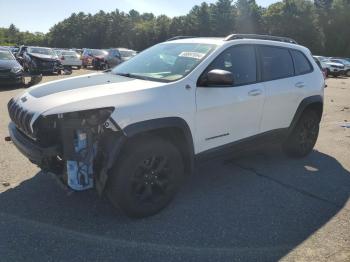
288, 95, 323, 135
96, 117, 195, 194
123, 117, 195, 169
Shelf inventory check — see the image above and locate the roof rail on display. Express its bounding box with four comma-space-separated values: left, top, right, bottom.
167, 36, 197, 41
224, 34, 298, 44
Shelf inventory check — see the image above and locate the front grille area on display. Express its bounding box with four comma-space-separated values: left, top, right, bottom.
7, 98, 35, 137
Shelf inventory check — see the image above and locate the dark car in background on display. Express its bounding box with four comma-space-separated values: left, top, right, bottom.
105, 48, 137, 68
82, 49, 108, 70
118, 48, 137, 62
0, 48, 24, 86
105, 48, 122, 68
16, 46, 62, 74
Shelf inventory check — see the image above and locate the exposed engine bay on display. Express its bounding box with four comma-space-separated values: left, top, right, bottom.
7, 99, 121, 192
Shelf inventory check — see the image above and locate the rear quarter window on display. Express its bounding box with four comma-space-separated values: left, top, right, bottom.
291, 50, 313, 75
258, 46, 294, 81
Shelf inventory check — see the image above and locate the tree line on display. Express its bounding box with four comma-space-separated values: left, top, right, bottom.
1, 0, 350, 56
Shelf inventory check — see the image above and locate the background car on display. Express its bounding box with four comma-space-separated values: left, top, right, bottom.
105, 48, 122, 68
329, 58, 350, 76
118, 48, 137, 62
16, 46, 62, 74
0, 48, 24, 85
314, 56, 345, 77
55, 49, 82, 69
105, 48, 138, 68
81, 49, 108, 70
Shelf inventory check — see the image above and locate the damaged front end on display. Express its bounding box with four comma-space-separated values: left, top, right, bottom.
27, 53, 63, 74
8, 99, 124, 194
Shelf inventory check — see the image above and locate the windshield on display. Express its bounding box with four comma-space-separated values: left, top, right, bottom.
112, 43, 217, 82
28, 47, 55, 56
0, 51, 15, 60
120, 50, 136, 57
92, 49, 107, 56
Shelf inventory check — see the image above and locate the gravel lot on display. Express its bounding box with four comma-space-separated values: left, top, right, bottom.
0, 70, 349, 261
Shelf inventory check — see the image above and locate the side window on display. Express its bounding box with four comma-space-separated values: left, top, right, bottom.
291, 50, 313, 75
258, 46, 294, 81
206, 45, 257, 86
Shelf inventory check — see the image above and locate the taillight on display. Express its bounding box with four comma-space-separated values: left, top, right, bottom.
61, 56, 65, 60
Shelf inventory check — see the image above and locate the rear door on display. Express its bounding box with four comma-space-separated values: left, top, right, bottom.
257, 45, 302, 132
195, 45, 265, 153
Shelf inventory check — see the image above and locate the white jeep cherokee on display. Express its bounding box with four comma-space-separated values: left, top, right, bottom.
7, 34, 324, 218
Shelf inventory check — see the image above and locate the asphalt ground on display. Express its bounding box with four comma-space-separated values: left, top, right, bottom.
0, 70, 349, 261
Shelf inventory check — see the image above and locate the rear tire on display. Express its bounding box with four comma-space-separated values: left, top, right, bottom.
283, 110, 320, 158
106, 135, 184, 218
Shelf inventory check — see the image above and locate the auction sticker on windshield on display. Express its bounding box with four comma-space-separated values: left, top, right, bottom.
179, 52, 206, 60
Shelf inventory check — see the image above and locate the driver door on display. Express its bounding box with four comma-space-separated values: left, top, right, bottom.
195, 45, 265, 153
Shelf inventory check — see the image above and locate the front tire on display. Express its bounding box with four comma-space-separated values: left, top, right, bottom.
106, 135, 184, 218
283, 110, 320, 158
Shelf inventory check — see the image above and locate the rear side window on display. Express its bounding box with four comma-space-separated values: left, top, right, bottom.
291, 50, 313, 75
206, 45, 257, 86
258, 46, 294, 81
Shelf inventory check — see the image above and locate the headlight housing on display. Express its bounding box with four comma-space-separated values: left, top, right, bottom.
57, 107, 115, 126
35, 107, 115, 137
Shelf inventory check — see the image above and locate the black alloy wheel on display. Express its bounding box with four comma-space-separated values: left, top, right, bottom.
106, 135, 184, 218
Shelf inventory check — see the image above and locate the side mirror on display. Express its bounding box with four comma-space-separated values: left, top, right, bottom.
200, 69, 234, 87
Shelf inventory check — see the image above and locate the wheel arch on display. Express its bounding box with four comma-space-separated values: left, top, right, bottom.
288, 95, 323, 135
123, 117, 195, 176
96, 117, 195, 195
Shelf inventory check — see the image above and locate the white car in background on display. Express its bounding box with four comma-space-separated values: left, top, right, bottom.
314, 56, 345, 77
329, 58, 350, 76
55, 50, 82, 69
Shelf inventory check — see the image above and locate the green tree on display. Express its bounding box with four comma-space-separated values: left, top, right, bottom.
235, 0, 264, 33
264, 0, 324, 53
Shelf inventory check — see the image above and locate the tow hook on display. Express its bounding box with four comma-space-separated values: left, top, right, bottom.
4, 136, 11, 142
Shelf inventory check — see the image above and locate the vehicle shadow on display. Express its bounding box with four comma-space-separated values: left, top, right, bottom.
0, 146, 349, 261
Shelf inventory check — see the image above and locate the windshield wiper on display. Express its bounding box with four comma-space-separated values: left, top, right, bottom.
115, 72, 147, 80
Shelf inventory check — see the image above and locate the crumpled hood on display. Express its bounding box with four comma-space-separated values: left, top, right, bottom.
28, 52, 57, 61
14, 72, 164, 120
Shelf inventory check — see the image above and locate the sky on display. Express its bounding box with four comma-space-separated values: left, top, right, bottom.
0, 0, 277, 33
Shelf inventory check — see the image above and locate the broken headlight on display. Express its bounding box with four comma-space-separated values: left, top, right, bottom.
57, 107, 115, 126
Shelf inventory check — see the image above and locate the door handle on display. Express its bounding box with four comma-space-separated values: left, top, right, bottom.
248, 89, 262, 96
295, 82, 305, 88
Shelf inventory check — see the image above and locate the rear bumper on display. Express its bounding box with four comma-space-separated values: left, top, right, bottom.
8, 122, 58, 165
